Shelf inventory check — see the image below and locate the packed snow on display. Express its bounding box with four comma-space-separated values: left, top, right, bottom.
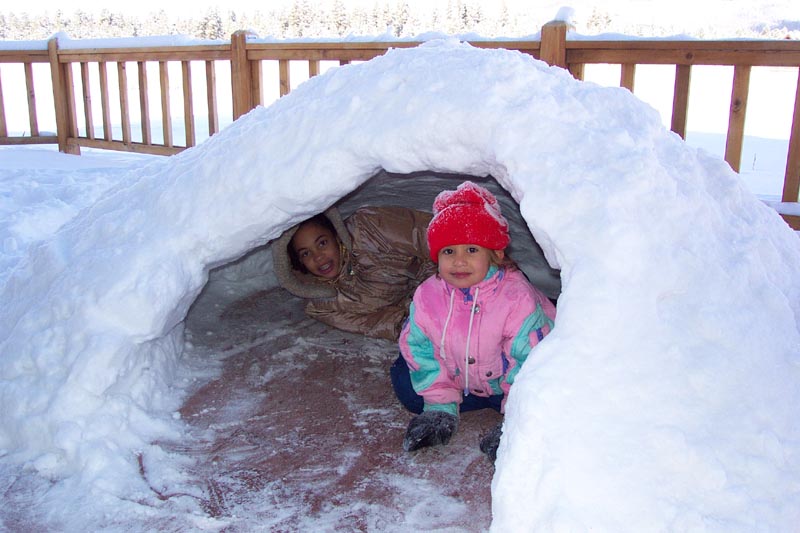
1, 39, 799, 531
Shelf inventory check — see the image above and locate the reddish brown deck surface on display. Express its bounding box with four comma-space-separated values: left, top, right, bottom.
155, 287, 500, 531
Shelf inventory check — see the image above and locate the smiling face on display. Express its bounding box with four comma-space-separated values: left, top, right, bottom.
437, 244, 504, 289
291, 221, 343, 280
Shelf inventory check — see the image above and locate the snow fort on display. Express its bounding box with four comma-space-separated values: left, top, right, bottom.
1, 39, 799, 531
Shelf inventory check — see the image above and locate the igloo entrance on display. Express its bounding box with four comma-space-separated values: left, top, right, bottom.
173, 171, 560, 528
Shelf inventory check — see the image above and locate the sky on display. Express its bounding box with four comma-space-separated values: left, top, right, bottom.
1, 37, 799, 531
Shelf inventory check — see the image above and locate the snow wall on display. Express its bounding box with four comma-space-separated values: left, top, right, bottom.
1, 39, 800, 530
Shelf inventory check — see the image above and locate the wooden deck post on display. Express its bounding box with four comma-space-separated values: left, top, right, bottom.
540, 20, 568, 69
231, 30, 255, 120
48, 37, 79, 154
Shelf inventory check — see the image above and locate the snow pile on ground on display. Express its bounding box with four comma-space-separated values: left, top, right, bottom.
1, 39, 799, 530
0, 149, 157, 285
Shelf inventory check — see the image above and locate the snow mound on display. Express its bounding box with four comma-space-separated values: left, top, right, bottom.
1, 39, 799, 530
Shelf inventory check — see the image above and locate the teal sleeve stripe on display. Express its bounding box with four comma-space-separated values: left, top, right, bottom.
488, 377, 503, 395
406, 304, 441, 393
507, 303, 554, 385
424, 402, 458, 416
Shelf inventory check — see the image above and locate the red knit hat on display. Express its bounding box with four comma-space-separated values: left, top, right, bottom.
427, 181, 510, 263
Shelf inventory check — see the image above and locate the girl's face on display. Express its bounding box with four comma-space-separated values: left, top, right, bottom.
291, 222, 343, 280
437, 244, 504, 289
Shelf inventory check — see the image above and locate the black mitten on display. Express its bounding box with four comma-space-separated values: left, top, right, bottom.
402, 410, 458, 452
479, 422, 503, 461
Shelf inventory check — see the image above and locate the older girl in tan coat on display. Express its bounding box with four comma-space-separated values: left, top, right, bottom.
272, 205, 436, 341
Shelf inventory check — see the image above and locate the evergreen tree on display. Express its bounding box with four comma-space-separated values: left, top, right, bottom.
197, 9, 224, 40
148, 10, 171, 36
331, 0, 349, 37
36, 14, 54, 39
287, 0, 313, 37
350, 6, 370, 36
497, 1, 510, 35
369, 2, 383, 35
392, 0, 410, 37
586, 8, 612, 35
14, 12, 30, 39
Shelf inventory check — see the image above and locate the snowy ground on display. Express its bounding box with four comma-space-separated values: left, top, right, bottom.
1, 40, 800, 532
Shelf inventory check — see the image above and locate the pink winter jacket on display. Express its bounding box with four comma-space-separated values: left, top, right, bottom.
399, 266, 556, 415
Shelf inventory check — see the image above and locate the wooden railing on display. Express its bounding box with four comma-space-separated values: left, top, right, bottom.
1, 21, 799, 229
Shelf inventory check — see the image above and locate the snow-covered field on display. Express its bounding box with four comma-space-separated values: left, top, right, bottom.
1, 38, 799, 531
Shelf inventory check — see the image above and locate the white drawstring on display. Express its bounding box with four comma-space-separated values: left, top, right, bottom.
463, 287, 480, 396
439, 289, 456, 361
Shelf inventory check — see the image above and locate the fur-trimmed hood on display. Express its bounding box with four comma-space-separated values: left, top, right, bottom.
270, 205, 436, 340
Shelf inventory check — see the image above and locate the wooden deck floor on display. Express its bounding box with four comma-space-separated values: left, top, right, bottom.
157, 287, 500, 531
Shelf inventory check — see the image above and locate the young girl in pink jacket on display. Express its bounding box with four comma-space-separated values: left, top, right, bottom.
396, 181, 556, 460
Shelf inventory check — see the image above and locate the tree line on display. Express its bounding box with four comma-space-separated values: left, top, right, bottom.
0, 0, 795, 41
3, 1, 525, 41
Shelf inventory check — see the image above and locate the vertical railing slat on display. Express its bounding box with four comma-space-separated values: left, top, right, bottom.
620, 63, 636, 92
24, 62, 39, 136
279, 59, 290, 97
98, 62, 112, 141
80, 62, 95, 139
782, 67, 800, 203
671, 64, 692, 140
182, 60, 195, 147
205, 60, 219, 136
117, 61, 131, 146
159, 61, 173, 147
309, 60, 320, 78
724, 65, 751, 173
138, 61, 151, 145
0, 61, 9, 137
250, 59, 262, 108
63, 63, 78, 141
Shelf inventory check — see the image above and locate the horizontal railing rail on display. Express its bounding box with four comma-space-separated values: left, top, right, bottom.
0, 21, 798, 229
228, 35, 543, 117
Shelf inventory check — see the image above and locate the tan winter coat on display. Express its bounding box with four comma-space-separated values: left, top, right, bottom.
272, 206, 436, 341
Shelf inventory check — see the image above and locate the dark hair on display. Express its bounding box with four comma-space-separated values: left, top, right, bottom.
287, 213, 338, 273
